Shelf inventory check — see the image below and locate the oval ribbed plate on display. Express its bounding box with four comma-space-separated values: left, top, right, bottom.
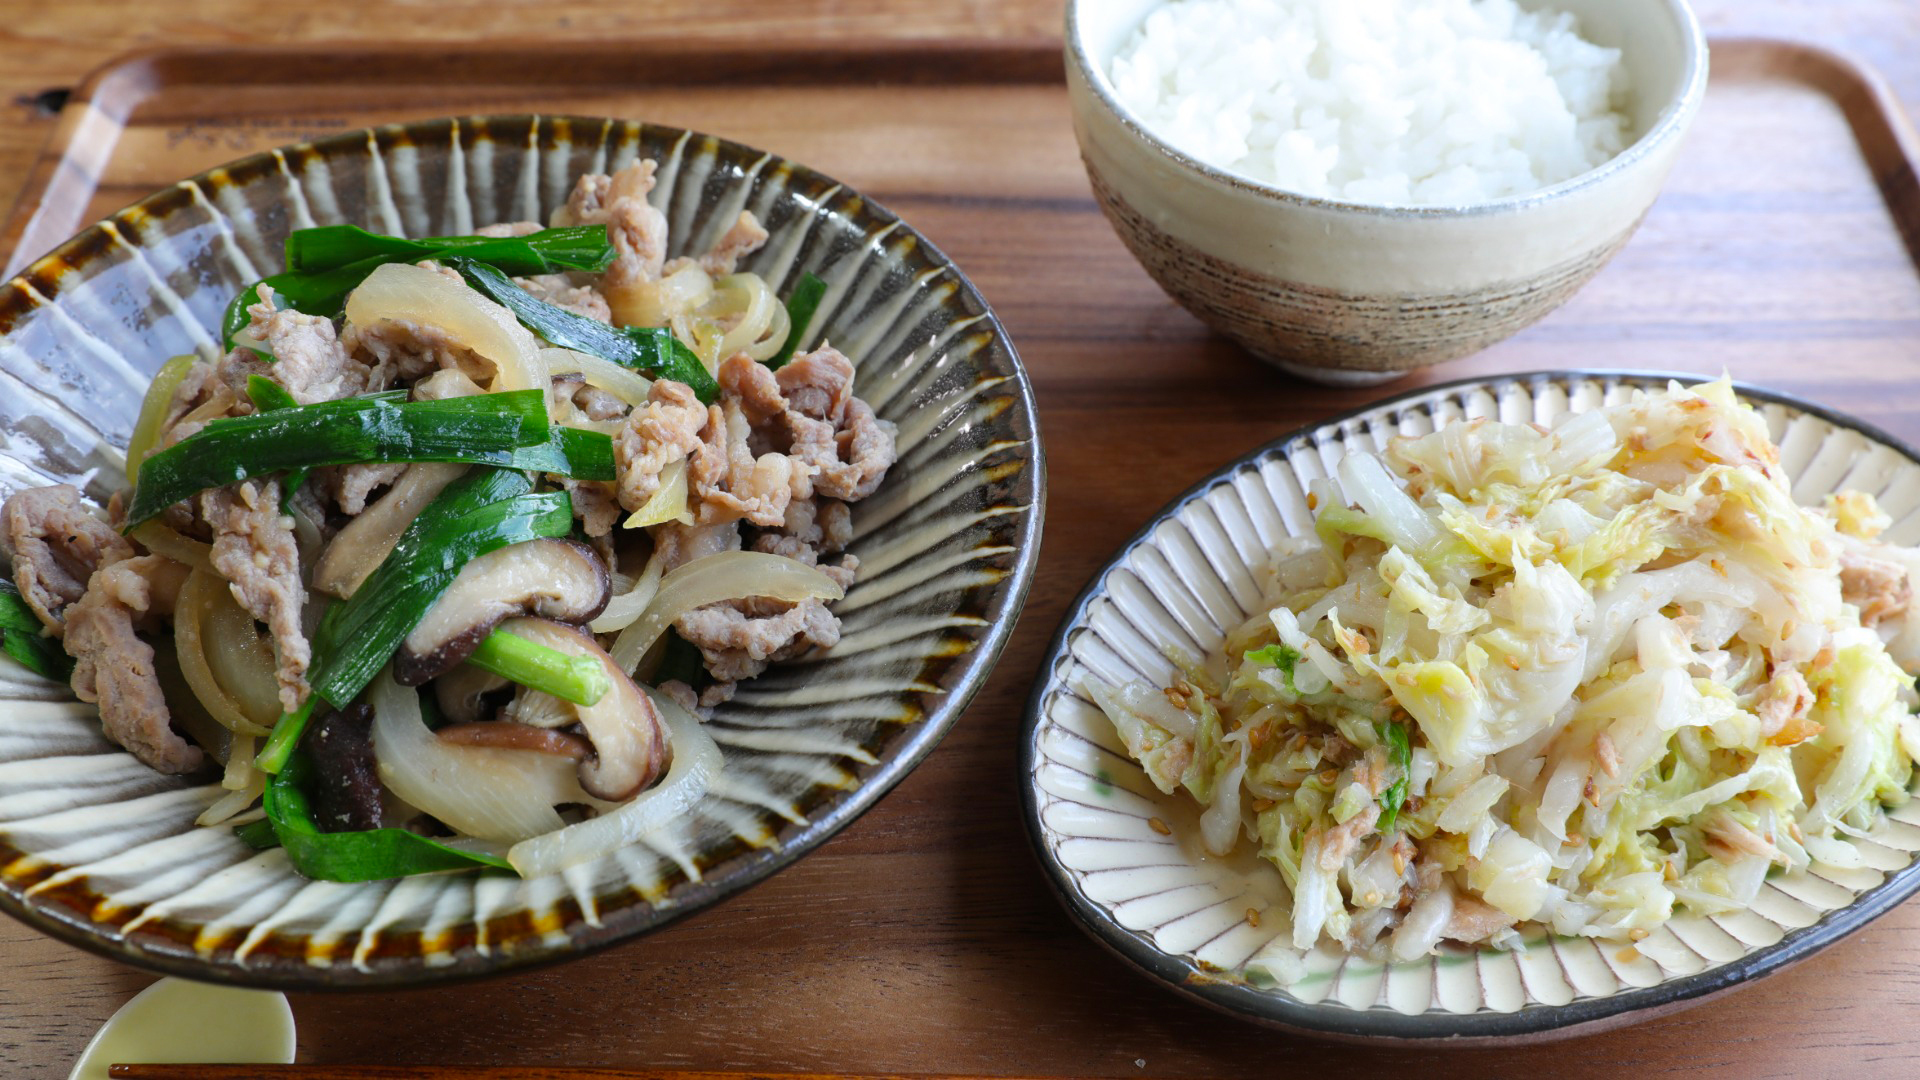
0, 115, 1043, 988
1022, 370, 1920, 1043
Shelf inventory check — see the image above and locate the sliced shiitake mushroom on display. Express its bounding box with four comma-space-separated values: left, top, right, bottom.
493, 616, 670, 801
393, 538, 611, 685
435, 721, 592, 760
312, 462, 468, 599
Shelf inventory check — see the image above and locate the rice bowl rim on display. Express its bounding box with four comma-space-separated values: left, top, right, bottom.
1065, 0, 1711, 219
1021, 368, 1920, 1042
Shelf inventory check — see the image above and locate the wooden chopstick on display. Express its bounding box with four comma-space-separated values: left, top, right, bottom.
108, 1060, 1067, 1068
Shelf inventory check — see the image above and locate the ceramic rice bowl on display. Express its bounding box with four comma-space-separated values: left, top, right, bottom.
1065, 0, 1710, 385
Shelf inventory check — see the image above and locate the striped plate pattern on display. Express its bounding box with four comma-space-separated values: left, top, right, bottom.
1024, 371, 1920, 1042
0, 116, 1042, 987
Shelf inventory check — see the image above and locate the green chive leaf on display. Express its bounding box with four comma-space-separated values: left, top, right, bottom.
767, 272, 828, 369
449, 258, 718, 402
0, 580, 70, 682
125, 389, 577, 528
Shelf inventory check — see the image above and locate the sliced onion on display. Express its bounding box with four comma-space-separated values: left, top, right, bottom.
708, 273, 780, 362
507, 685, 722, 878
605, 262, 712, 329
313, 463, 467, 598
609, 551, 845, 674
345, 262, 545, 392
197, 774, 264, 826
130, 520, 211, 570
167, 383, 238, 446
369, 668, 592, 843
620, 458, 691, 532
203, 577, 286, 724
542, 347, 653, 406
221, 734, 259, 791
175, 567, 275, 736
591, 545, 667, 633
125, 354, 198, 479
151, 634, 234, 765
755, 297, 792, 363
671, 313, 728, 374
196, 734, 264, 826
288, 496, 327, 578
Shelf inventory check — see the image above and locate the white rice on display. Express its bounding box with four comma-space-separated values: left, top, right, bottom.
1108, 0, 1631, 206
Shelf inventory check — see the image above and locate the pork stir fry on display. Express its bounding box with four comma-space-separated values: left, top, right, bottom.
0, 161, 892, 883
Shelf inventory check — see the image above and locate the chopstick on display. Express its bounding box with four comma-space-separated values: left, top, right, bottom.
108, 1060, 1067, 1068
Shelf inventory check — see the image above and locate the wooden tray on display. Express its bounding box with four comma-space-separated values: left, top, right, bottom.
5, 36, 1920, 1080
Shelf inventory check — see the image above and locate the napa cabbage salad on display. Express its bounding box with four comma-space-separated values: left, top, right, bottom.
1090, 379, 1920, 960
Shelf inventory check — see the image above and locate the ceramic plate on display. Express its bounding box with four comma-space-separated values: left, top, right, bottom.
1023, 370, 1920, 1043
0, 115, 1043, 987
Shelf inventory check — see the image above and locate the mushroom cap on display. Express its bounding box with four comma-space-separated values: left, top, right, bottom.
435, 721, 592, 760
493, 616, 670, 802
394, 538, 611, 686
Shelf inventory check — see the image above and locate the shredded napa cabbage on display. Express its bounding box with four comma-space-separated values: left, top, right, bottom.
1090, 379, 1920, 961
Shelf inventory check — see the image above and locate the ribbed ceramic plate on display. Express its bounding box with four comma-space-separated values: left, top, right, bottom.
0, 115, 1043, 988
1023, 370, 1920, 1044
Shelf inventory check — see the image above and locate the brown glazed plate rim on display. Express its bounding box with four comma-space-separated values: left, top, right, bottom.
0, 114, 1046, 989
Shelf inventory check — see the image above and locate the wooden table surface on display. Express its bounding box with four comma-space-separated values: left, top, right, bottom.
4, 1, 1920, 1078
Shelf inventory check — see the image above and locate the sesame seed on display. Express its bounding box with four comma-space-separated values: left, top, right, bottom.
1148, 817, 1172, 836
1306, 492, 1319, 510
1629, 928, 1650, 941
1246, 907, 1261, 927
1616, 947, 1641, 964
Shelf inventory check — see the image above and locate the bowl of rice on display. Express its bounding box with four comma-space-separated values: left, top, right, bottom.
1067, 0, 1709, 385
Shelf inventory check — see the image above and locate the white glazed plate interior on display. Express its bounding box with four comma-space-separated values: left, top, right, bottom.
1024, 371, 1920, 1042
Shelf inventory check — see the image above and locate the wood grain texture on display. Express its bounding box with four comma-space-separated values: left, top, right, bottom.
107, 1070, 1068, 1080
2, 2, 1920, 1079
105, 1060, 1075, 1068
